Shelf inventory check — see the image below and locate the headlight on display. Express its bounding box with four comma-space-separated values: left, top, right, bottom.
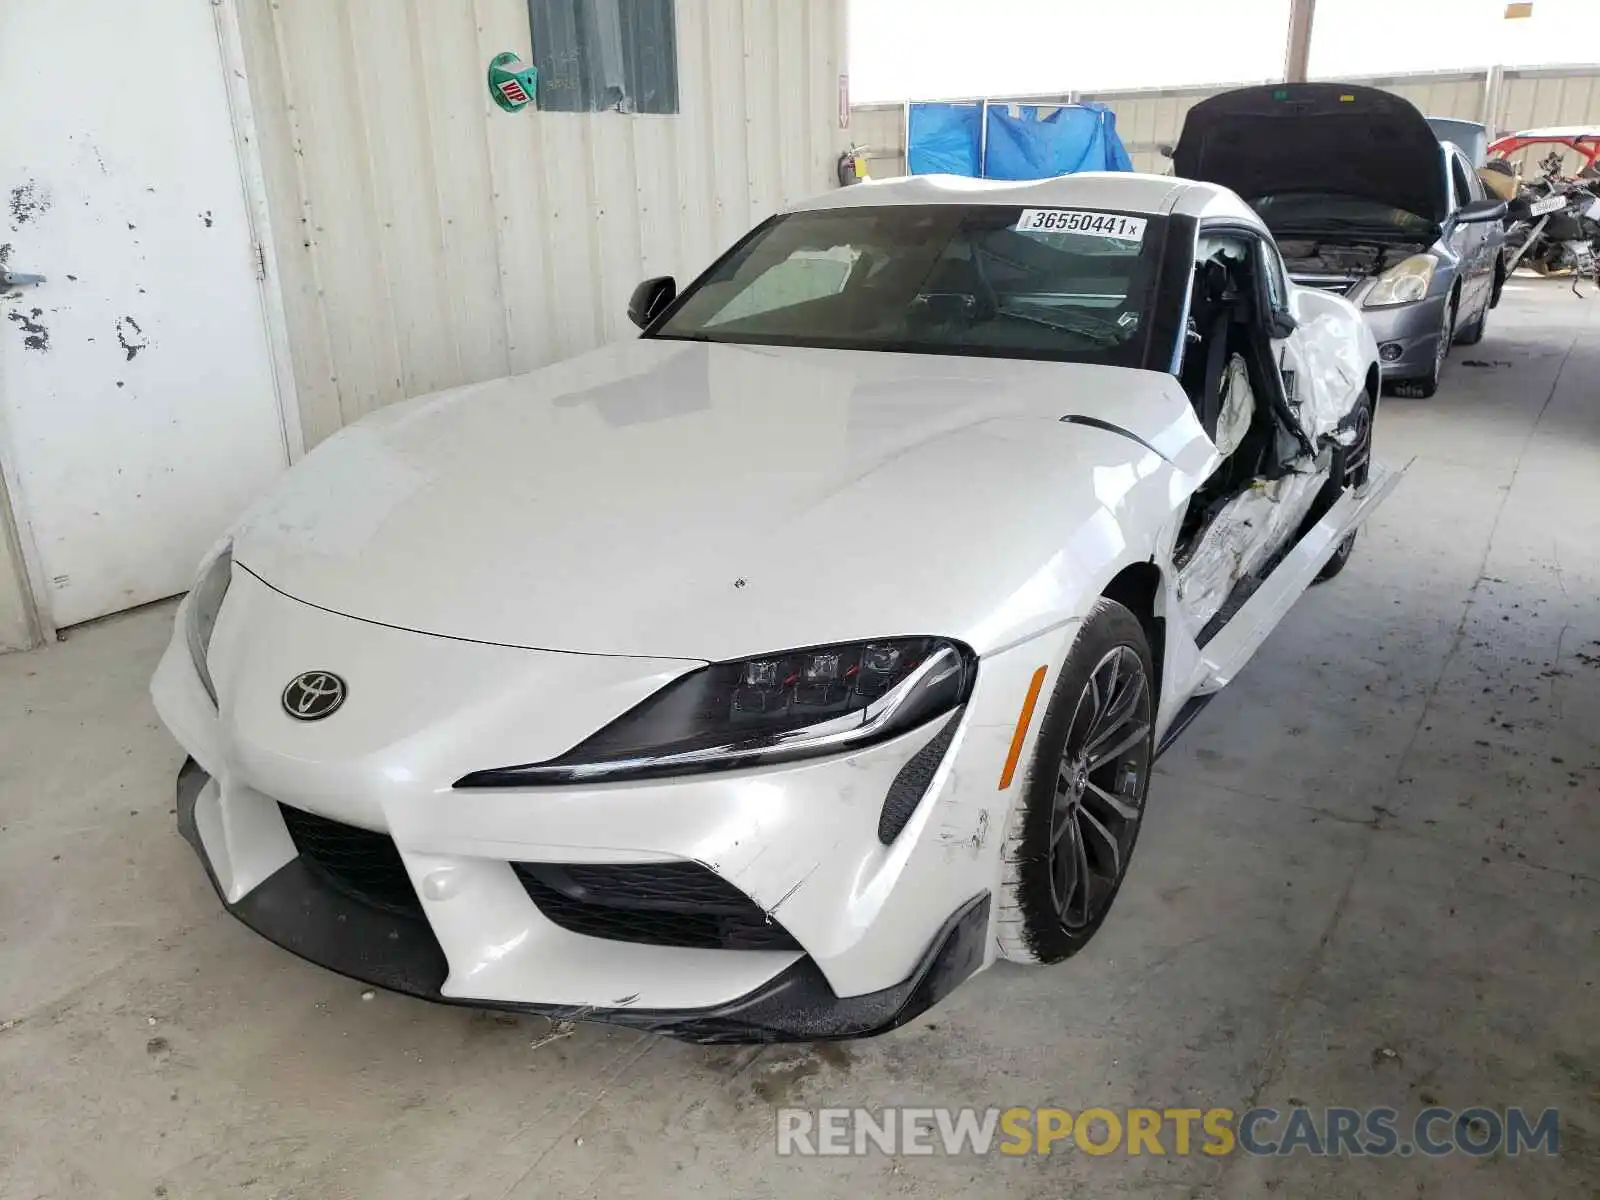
1363, 254, 1437, 308
184, 545, 233, 705
455, 636, 975, 786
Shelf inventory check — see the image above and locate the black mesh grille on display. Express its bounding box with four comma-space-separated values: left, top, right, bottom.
878, 715, 959, 844
278, 804, 425, 920
513, 862, 800, 951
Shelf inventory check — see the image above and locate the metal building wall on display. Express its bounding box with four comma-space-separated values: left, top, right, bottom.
237, 0, 849, 449
854, 64, 1600, 178
1497, 65, 1600, 175
852, 103, 909, 176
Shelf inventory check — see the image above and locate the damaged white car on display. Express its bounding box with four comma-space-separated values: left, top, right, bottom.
152, 173, 1394, 1043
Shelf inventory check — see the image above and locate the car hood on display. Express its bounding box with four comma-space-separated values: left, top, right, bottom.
232, 340, 1211, 660
1174, 83, 1450, 227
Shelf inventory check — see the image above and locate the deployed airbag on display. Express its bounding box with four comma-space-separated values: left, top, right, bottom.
1214, 355, 1255, 459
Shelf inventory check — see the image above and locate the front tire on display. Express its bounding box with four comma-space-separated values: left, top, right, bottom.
997, 599, 1155, 965
1390, 294, 1455, 399
1314, 389, 1374, 584
1455, 288, 1490, 346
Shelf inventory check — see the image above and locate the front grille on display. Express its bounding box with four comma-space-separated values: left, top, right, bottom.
1290, 274, 1361, 295
514, 861, 801, 951
278, 804, 425, 920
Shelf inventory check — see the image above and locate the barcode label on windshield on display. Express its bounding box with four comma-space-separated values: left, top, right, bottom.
1015, 209, 1147, 241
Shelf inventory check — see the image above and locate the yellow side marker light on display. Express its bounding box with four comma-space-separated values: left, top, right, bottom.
998, 666, 1049, 790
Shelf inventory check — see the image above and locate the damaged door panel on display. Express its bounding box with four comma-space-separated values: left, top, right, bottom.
1168, 226, 1381, 642
1199, 463, 1400, 692
1176, 462, 1330, 636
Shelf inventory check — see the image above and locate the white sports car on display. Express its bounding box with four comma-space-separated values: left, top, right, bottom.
153, 173, 1395, 1042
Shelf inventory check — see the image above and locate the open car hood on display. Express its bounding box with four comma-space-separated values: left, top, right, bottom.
1174, 83, 1450, 227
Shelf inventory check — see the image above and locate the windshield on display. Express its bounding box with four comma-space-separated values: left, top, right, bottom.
652, 204, 1161, 366
1250, 193, 1436, 240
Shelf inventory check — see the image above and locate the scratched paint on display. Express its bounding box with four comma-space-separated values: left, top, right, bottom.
7, 182, 51, 226
115, 315, 148, 361
7, 307, 49, 352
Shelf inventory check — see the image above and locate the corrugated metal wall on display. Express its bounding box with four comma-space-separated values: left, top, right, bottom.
855, 64, 1600, 178
238, 0, 849, 449
1497, 66, 1600, 175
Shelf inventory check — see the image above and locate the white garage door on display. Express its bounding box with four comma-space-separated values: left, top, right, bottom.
0, 0, 288, 629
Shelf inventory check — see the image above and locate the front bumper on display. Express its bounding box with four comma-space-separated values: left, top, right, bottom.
1361, 294, 1448, 378
176, 758, 988, 1042
155, 569, 1056, 1041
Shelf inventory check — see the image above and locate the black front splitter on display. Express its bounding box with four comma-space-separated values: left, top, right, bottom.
176, 758, 989, 1044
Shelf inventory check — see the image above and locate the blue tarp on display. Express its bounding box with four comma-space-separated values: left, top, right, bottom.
906, 102, 983, 176
984, 103, 1134, 178
907, 101, 1132, 179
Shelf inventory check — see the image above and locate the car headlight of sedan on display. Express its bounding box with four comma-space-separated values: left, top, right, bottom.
1363, 254, 1437, 308
456, 636, 976, 786
185, 545, 233, 705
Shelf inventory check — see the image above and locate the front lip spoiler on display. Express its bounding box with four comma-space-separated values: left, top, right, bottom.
176, 758, 989, 1044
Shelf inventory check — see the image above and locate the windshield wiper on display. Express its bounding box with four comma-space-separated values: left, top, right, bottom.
991, 304, 1126, 346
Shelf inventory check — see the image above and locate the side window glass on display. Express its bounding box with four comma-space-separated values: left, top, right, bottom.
1450, 154, 1474, 210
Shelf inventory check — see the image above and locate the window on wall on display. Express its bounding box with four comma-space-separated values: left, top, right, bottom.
527, 0, 679, 114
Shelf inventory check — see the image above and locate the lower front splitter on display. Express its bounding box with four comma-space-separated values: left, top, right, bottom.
176, 758, 989, 1044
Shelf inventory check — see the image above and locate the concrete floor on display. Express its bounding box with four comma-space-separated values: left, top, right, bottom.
2, 280, 1597, 1199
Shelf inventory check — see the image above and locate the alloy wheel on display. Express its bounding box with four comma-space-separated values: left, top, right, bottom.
1329, 397, 1374, 561
1344, 399, 1373, 489
1433, 298, 1454, 379
1047, 645, 1153, 930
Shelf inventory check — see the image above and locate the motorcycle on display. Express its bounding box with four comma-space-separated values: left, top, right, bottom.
1490, 138, 1600, 292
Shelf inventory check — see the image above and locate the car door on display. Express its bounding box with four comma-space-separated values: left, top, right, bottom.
1447, 150, 1488, 318
1460, 150, 1500, 309
1196, 231, 1401, 691
1185, 227, 1399, 693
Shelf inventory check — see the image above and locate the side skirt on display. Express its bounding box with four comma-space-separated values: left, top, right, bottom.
1155, 693, 1215, 759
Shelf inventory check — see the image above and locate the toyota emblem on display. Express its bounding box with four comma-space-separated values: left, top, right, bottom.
282, 671, 347, 721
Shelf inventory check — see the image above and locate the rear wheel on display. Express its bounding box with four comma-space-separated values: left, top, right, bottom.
997, 600, 1155, 965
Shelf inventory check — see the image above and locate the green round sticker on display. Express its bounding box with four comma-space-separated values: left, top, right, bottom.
488, 51, 537, 112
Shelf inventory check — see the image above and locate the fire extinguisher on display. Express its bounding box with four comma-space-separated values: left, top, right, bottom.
837, 145, 869, 186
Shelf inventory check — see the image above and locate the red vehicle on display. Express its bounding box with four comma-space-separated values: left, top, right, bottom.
1488, 127, 1600, 174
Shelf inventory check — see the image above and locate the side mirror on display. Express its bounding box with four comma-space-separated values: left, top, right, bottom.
1156, 142, 1175, 160
1457, 197, 1508, 224
628, 276, 676, 329
1267, 309, 1298, 339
